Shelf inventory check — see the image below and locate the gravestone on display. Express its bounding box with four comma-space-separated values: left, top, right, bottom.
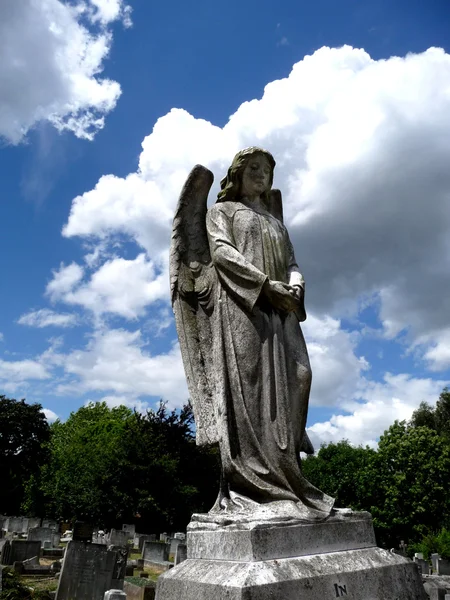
432, 553, 441, 573
73, 521, 94, 543
122, 524, 135, 536
109, 545, 129, 590
142, 541, 170, 564
55, 541, 116, 600
104, 590, 126, 600
168, 538, 181, 557
27, 518, 41, 531
28, 527, 53, 548
174, 544, 187, 565
438, 559, 450, 576
109, 530, 130, 547
5, 540, 41, 565
42, 519, 59, 531
0, 540, 11, 565
135, 534, 156, 552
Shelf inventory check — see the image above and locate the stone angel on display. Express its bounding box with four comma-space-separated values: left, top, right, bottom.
170, 147, 334, 526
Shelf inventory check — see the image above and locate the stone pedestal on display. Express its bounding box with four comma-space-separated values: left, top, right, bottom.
155, 512, 427, 599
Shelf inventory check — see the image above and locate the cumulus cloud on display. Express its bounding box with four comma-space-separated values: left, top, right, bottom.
307, 373, 447, 448
62, 46, 450, 360
46, 255, 167, 319
40, 44, 450, 444
18, 309, 78, 328
59, 328, 187, 404
0, 0, 130, 144
42, 408, 59, 422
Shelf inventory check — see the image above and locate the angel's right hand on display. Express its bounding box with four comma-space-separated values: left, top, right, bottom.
263, 280, 299, 313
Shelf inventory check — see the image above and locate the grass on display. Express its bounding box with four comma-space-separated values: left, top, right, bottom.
20, 577, 59, 592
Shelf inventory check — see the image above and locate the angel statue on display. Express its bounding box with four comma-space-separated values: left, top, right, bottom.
170, 147, 334, 527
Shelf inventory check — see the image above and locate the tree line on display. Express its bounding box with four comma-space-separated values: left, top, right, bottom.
1, 389, 450, 551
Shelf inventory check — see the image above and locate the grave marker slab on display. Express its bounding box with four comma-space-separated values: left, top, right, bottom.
109, 545, 128, 590
28, 527, 53, 548
142, 541, 169, 564
109, 530, 130, 546
55, 541, 116, 600
6, 541, 41, 565
73, 521, 94, 543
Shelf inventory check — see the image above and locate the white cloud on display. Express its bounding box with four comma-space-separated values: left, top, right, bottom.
303, 315, 369, 407
59, 328, 187, 404
0, 359, 50, 383
36, 44, 450, 445
18, 309, 78, 328
42, 408, 59, 422
46, 263, 84, 301
60, 46, 450, 367
307, 373, 447, 448
46, 254, 167, 319
0, 0, 128, 144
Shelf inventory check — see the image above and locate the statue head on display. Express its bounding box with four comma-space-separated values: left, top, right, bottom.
217, 147, 276, 204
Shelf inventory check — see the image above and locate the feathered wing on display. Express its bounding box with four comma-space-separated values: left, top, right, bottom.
170, 165, 218, 446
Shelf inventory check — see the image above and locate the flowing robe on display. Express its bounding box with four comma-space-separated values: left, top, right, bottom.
206, 200, 334, 520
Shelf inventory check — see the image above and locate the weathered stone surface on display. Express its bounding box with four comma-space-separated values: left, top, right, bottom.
174, 544, 187, 565
6, 540, 41, 565
28, 527, 54, 547
104, 590, 126, 600
109, 529, 130, 547
124, 580, 156, 600
55, 541, 116, 600
156, 546, 426, 600
188, 511, 375, 562
142, 541, 170, 563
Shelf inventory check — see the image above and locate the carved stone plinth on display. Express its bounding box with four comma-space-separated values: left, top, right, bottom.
155, 513, 426, 600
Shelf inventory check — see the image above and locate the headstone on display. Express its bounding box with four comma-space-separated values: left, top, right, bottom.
73, 521, 94, 543
414, 552, 424, 560
173, 532, 185, 541
0, 540, 11, 565
55, 541, 116, 600
104, 591, 126, 600
2, 540, 41, 565
109, 530, 130, 547
432, 553, 441, 573
415, 557, 431, 574
174, 544, 187, 565
109, 545, 129, 590
42, 519, 59, 531
27, 518, 41, 531
28, 527, 54, 547
159, 533, 168, 543
122, 524, 135, 536
168, 537, 181, 557
142, 541, 169, 564
52, 533, 61, 547
438, 559, 450, 576
136, 534, 156, 552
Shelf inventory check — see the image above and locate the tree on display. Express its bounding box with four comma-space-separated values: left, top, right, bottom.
410, 388, 450, 439
115, 403, 219, 532
36, 401, 219, 531
0, 396, 50, 515
302, 441, 378, 511
38, 402, 134, 525
369, 421, 450, 548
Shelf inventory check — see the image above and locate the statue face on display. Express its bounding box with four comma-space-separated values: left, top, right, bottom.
240, 154, 272, 198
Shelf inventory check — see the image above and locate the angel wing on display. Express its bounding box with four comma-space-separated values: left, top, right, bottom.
169, 165, 218, 446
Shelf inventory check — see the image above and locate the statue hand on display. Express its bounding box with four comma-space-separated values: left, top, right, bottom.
263, 280, 301, 313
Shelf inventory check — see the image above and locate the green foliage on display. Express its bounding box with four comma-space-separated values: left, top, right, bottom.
0, 568, 52, 600
35, 401, 219, 531
37, 402, 134, 523
0, 396, 50, 515
302, 440, 377, 511
410, 388, 450, 440
370, 421, 450, 547
409, 528, 450, 560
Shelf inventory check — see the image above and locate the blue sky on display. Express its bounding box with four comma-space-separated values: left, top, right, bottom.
0, 0, 449, 447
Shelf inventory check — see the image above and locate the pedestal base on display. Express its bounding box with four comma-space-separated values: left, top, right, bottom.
155, 514, 426, 599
